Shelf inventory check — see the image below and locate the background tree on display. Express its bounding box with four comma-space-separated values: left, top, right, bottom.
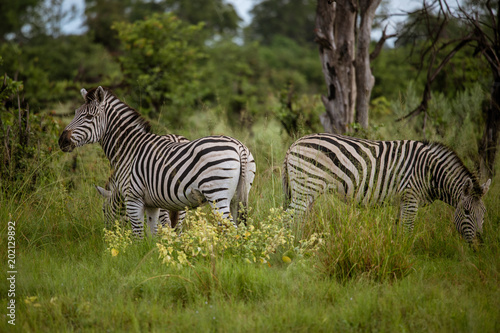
0, 0, 41, 41
314, 0, 392, 133
84, 0, 133, 52
113, 13, 205, 127
163, 0, 241, 36
398, 0, 500, 178
248, 0, 317, 45
85, 0, 241, 53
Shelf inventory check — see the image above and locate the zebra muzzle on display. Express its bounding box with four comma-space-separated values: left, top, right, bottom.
58, 130, 75, 152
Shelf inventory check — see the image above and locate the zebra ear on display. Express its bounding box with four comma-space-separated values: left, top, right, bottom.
96, 86, 106, 103
95, 185, 112, 199
481, 179, 491, 196
462, 178, 474, 197
80, 88, 88, 100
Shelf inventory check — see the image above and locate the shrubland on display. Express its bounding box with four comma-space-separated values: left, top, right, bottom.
1, 86, 499, 331
0, 9, 499, 332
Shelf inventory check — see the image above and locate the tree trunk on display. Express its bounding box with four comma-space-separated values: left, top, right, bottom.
479, 80, 500, 178
355, 0, 381, 129
315, 0, 356, 134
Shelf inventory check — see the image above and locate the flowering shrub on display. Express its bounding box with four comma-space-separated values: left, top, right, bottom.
103, 221, 132, 256
156, 207, 321, 268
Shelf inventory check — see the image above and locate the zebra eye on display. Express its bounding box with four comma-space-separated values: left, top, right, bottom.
85, 114, 94, 120
464, 209, 470, 215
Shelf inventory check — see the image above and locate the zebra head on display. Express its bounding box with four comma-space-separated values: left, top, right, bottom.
454, 178, 491, 243
59, 86, 109, 152
95, 184, 124, 227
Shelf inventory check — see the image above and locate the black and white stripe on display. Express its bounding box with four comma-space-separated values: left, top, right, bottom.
282, 133, 490, 243
95, 134, 189, 231
59, 86, 256, 237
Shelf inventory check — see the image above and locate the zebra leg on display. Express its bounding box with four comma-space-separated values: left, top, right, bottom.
145, 206, 160, 236
126, 198, 146, 238
159, 209, 172, 228
175, 211, 186, 231
399, 192, 419, 232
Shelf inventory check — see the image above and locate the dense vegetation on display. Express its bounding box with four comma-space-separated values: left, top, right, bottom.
1, 0, 499, 331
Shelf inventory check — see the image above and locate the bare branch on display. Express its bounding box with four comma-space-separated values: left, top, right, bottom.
397, 36, 472, 122
370, 25, 397, 61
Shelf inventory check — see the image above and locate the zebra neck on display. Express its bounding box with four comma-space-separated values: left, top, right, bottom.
99, 100, 150, 169
425, 145, 471, 208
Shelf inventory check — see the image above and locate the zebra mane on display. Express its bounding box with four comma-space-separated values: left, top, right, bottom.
85, 87, 151, 133
425, 141, 482, 194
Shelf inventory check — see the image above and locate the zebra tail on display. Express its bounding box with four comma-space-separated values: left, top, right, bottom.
235, 149, 250, 224
282, 152, 291, 209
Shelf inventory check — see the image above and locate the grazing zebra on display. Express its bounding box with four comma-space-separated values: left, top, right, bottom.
282, 133, 491, 243
59, 86, 256, 237
95, 182, 187, 231
95, 134, 189, 231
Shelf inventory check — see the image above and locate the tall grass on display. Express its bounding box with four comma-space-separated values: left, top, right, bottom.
1, 104, 500, 332
308, 197, 415, 282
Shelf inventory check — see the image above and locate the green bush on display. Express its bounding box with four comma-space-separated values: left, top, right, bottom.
153, 207, 320, 267
0, 69, 60, 194
113, 13, 205, 124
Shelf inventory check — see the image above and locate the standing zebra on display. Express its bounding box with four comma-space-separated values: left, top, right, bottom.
282, 133, 491, 243
95, 134, 189, 231
95, 180, 186, 231
59, 86, 256, 237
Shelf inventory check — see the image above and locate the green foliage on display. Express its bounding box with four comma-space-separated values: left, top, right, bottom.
0, 35, 121, 110
371, 45, 424, 101
85, 0, 133, 52
103, 221, 133, 256
201, 36, 324, 127
274, 84, 324, 137
0, 0, 41, 39
164, 0, 241, 36
155, 207, 321, 267
247, 0, 317, 46
113, 13, 205, 124
1, 112, 499, 332
258, 36, 324, 93
0, 70, 60, 193
85, 0, 241, 52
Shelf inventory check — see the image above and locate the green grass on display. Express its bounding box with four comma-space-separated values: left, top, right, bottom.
1, 117, 500, 332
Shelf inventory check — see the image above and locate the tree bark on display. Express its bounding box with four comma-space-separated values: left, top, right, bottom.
315, 0, 356, 134
355, 0, 381, 129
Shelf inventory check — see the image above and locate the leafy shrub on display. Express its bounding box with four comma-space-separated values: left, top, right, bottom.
156, 207, 321, 268
103, 220, 133, 256
113, 13, 205, 124
0, 69, 60, 194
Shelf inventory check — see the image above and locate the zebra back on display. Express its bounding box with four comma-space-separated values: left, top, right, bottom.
283, 133, 490, 243
60, 86, 256, 237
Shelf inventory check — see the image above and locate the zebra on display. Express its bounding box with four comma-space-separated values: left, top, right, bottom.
282, 133, 491, 243
95, 134, 189, 232
59, 86, 256, 237
95, 180, 187, 231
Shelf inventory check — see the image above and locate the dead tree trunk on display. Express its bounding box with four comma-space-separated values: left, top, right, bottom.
355, 0, 382, 129
315, 0, 385, 133
315, 0, 356, 133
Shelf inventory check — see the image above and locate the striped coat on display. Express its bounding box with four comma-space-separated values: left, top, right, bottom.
282, 133, 490, 242
95, 134, 189, 231
59, 86, 256, 237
